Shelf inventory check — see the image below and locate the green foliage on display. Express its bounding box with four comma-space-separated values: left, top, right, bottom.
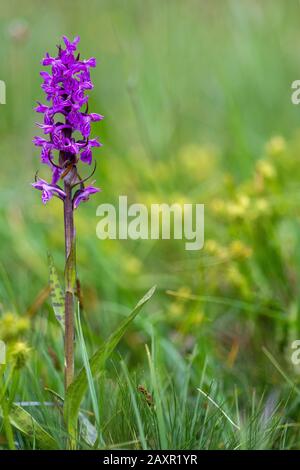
0, 0, 300, 450
0, 403, 57, 450
64, 286, 156, 442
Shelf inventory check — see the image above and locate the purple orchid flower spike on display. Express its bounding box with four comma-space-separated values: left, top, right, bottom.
32, 34, 103, 208
32, 36, 104, 392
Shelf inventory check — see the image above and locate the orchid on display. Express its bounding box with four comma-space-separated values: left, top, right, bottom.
32, 35, 103, 208
32, 36, 103, 390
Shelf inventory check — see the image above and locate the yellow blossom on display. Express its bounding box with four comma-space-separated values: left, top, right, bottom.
205, 239, 228, 260
229, 240, 252, 259
9, 341, 31, 369
265, 136, 286, 157
176, 286, 192, 299
169, 301, 184, 318
0, 313, 29, 342
255, 198, 270, 215
225, 193, 250, 219
206, 239, 220, 255
227, 266, 250, 297
211, 199, 226, 215
124, 256, 142, 275
256, 159, 276, 179
178, 144, 217, 179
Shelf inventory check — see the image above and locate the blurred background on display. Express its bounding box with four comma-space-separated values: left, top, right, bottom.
1, 0, 300, 398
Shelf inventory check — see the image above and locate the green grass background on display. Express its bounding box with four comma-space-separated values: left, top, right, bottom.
0, 0, 300, 449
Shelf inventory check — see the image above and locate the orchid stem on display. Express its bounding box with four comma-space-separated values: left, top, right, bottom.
64, 180, 75, 391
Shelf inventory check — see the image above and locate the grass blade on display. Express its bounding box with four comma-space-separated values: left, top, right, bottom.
120, 360, 147, 450
75, 303, 104, 447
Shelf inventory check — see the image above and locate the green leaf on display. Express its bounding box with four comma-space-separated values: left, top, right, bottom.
45, 388, 97, 448
78, 412, 98, 448
64, 285, 156, 437
45, 387, 64, 404
0, 403, 57, 450
48, 253, 65, 329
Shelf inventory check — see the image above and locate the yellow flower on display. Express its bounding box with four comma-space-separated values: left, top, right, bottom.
226, 203, 246, 219
229, 240, 252, 259
227, 266, 250, 297
211, 199, 226, 215
265, 136, 286, 157
178, 144, 218, 179
225, 194, 250, 220
9, 341, 31, 369
238, 194, 250, 209
176, 286, 192, 298
255, 198, 270, 215
169, 302, 183, 318
205, 239, 228, 260
124, 256, 142, 275
256, 159, 276, 179
190, 311, 204, 326
206, 239, 220, 255
0, 313, 29, 342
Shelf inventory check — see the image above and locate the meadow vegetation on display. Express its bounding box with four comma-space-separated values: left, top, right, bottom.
0, 0, 300, 449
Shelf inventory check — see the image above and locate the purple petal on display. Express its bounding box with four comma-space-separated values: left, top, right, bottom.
89, 113, 104, 122
32, 179, 66, 204
73, 186, 100, 209
89, 138, 102, 148
35, 102, 48, 113
51, 166, 62, 185
84, 58, 96, 68
33, 136, 48, 147
63, 35, 80, 52
80, 147, 92, 165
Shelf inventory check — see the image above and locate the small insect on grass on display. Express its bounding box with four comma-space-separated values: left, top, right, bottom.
137, 385, 154, 407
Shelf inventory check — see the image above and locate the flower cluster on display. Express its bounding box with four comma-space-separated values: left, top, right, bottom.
32, 36, 103, 207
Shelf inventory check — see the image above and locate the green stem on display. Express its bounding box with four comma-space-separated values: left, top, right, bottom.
64, 180, 76, 391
